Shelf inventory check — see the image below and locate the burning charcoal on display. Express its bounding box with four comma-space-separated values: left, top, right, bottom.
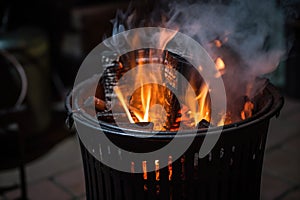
197, 119, 210, 129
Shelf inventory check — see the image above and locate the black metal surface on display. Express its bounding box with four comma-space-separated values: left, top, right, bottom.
67, 48, 284, 200
68, 78, 283, 200
79, 117, 269, 200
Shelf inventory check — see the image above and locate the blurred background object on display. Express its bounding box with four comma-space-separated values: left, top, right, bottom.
281, 0, 300, 98
0, 0, 130, 198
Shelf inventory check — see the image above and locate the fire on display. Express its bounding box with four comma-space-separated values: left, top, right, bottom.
110, 26, 233, 130
113, 51, 249, 129
214, 40, 222, 48
168, 156, 172, 181
113, 56, 230, 129
241, 100, 254, 120
133, 83, 151, 122
241, 83, 255, 120
103, 0, 283, 133
112, 54, 254, 128
114, 86, 135, 123
142, 161, 147, 180
114, 55, 169, 131
129, 82, 168, 130
111, 31, 249, 130
215, 57, 226, 78
185, 83, 210, 127
216, 57, 225, 70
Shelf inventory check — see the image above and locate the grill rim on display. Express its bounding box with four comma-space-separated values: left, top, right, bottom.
68, 79, 283, 139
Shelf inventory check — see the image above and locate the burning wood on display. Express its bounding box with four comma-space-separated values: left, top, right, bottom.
96, 49, 261, 131
241, 97, 254, 120
142, 161, 147, 180
155, 160, 160, 181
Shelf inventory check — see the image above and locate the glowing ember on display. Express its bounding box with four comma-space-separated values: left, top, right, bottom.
216, 57, 225, 70
155, 160, 160, 181
214, 40, 222, 48
142, 161, 147, 180
185, 83, 210, 127
168, 156, 172, 181
215, 57, 226, 78
217, 113, 227, 126
241, 100, 254, 120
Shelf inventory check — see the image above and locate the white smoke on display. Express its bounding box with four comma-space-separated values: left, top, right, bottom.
168, 0, 285, 74
110, 0, 286, 120
163, 0, 286, 114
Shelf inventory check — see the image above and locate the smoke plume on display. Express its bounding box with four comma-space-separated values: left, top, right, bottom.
110, 0, 286, 122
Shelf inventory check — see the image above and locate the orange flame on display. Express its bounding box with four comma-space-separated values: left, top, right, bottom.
214, 40, 222, 48
113, 29, 178, 131
114, 86, 135, 123
216, 57, 225, 70
134, 83, 151, 122
241, 101, 254, 120
217, 113, 227, 126
168, 156, 172, 181
115, 62, 168, 130
113, 33, 232, 129
142, 161, 147, 180
185, 83, 210, 127
215, 57, 226, 78
241, 83, 254, 120
155, 160, 160, 181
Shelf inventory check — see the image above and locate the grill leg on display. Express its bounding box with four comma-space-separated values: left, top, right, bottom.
17, 128, 28, 200
19, 162, 28, 200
